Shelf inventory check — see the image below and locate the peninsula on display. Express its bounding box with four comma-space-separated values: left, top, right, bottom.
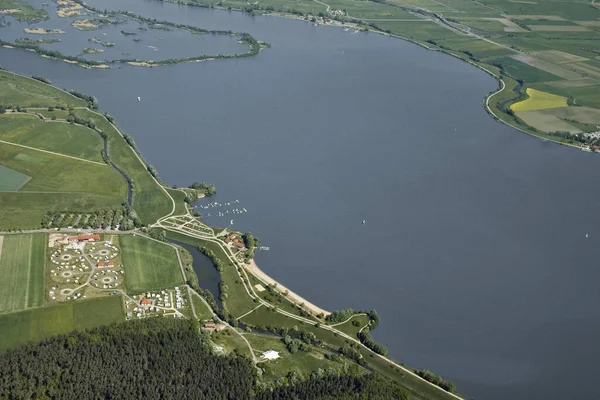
0, 69, 459, 399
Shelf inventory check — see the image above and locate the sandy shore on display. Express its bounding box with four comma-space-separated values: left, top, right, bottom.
246, 258, 331, 316
72, 19, 99, 30
24, 28, 65, 34
127, 61, 154, 67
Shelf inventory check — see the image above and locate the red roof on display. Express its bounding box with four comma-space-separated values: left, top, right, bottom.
78, 234, 100, 241
140, 299, 152, 305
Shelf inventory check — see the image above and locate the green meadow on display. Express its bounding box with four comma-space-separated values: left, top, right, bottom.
0, 295, 124, 352
120, 235, 184, 294
0, 234, 46, 313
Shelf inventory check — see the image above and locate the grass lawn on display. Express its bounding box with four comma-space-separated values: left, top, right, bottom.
0, 295, 124, 352
120, 234, 184, 294
0, 113, 104, 162
0, 234, 46, 313
0, 164, 30, 191
211, 328, 253, 358
190, 290, 215, 321
0, 71, 85, 107
331, 314, 371, 338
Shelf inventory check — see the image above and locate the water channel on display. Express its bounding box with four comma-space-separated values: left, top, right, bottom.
1, 1, 600, 398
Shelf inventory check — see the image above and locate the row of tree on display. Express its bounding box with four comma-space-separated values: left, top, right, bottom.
40, 204, 141, 230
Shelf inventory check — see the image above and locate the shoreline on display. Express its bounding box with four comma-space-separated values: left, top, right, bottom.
245, 258, 331, 316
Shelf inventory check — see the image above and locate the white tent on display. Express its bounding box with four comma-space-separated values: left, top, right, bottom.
261, 350, 280, 360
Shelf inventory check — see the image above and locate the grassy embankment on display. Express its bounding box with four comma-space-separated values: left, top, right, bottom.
170, 0, 600, 147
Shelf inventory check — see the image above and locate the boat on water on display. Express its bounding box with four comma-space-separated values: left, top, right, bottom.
258, 246, 270, 251
137, 96, 141, 102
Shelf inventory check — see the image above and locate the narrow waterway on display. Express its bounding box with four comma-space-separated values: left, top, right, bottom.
168, 239, 221, 308
1, 2, 600, 399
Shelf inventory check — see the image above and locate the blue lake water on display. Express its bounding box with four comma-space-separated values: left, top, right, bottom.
1, 1, 600, 399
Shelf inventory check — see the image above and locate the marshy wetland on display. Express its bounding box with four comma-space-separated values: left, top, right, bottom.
0, 0, 256, 65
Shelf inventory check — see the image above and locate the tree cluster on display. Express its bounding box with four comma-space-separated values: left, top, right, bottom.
189, 182, 216, 197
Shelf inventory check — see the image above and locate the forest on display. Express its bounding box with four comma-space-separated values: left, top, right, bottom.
0, 318, 409, 399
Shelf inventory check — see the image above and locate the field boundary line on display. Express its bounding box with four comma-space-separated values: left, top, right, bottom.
0, 139, 107, 165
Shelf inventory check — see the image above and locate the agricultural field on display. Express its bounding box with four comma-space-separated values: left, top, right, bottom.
0, 234, 46, 313
120, 235, 184, 294
0, 295, 124, 351
0, 113, 104, 162
511, 88, 568, 112
0, 140, 127, 229
0, 70, 173, 229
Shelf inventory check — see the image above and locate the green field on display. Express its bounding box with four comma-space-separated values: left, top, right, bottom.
73, 109, 173, 224
0, 295, 124, 352
0, 113, 104, 162
0, 234, 46, 313
0, 164, 30, 191
0, 140, 127, 229
0, 72, 85, 107
120, 235, 184, 294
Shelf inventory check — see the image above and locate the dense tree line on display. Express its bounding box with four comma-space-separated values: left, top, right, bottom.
0, 319, 255, 399
68, 90, 99, 108
197, 245, 225, 271
357, 329, 387, 356
31, 75, 51, 84
256, 372, 409, 400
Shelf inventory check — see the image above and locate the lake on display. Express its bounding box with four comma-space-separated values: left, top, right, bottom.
1, 1, 600, 398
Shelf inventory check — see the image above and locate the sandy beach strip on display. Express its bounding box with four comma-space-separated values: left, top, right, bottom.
0, 236, 4, 262
246, 258, 331, 316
